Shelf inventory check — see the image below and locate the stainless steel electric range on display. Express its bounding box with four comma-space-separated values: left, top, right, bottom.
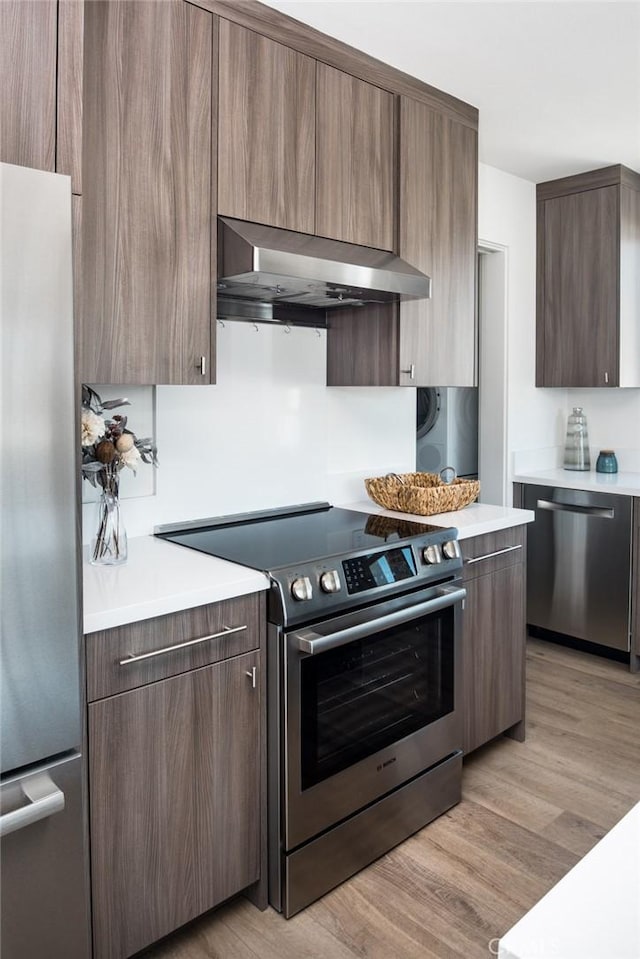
156, 502, 465, 917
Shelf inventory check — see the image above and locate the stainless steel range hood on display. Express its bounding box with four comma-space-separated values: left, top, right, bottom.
217, 217, 431, 311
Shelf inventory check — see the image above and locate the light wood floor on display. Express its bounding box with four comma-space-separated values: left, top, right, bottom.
143, 637, 640, 959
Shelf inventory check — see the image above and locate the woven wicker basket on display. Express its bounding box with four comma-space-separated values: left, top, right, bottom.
365, 471, 480, 516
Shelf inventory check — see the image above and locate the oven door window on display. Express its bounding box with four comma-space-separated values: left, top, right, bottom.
300, 608, 454, 790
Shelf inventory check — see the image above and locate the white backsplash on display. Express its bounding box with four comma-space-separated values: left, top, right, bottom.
81, 385, 157, 504
566, 390, 640, 470
512, 446, 564, 474
82, 322, 417, 542
512, 391, 640, 475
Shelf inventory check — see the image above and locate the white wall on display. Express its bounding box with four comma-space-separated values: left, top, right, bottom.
478, 163, 567, 494
82, 323, 417, 541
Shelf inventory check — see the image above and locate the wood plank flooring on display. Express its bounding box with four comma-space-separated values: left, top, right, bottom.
142, 638, 640, 959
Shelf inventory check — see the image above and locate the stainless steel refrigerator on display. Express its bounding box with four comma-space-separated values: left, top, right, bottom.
1, 163, 91, 957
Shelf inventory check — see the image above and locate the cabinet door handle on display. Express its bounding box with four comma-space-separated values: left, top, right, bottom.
198, 355, 207, 376
604, 371, 609, 384
119, 624, 247, 666
246, 665, 257, 689
401, 363, 415, 380
464, 544, 522, 565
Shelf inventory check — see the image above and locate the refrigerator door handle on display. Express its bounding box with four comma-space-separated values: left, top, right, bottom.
0, 772, 65, 837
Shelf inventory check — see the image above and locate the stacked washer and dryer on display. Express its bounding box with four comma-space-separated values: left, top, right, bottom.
416, 388, 479, 478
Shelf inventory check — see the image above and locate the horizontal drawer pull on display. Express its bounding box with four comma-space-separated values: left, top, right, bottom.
119, 624, 247, 666
464, 544, 522, 565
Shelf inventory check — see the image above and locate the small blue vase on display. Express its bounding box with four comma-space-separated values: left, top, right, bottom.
595, 450, 618, 473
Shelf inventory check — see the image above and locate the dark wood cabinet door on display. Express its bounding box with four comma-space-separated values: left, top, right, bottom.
218, 20, 315, 234
399, 96, 477, 386
0, 1, 57, 173
632, 499, 640, 671
89, 651, 261, 959
316, 64, 395, 251
81, 0, 214, 384
461, 537, 525, 754
538, 186, 619, 387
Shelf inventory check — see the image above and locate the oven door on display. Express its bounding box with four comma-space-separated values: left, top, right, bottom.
283, 579, 465, 850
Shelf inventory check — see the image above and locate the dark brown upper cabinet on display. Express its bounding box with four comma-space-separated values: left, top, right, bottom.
326, 96, 478, 387
0, 1, 57, 174
398, 96, 478, 387
316, 64, 395, 251
218, 20, 315, 234
536, 165, 640, 388
80, 0, 215, 385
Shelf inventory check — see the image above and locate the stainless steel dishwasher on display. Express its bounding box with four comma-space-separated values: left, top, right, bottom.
523, 485, 632, 652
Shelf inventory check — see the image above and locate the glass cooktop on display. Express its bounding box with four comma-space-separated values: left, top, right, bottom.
156, 503, 445, 574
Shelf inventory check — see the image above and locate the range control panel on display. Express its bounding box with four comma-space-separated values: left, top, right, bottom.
343, 545, 417, 594
271, 528, 462, 627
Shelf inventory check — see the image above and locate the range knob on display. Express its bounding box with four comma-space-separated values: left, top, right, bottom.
443, 540, 460, 560
291, 576, 313, 601
422, 544, 443, 565
320, 570, 342, 594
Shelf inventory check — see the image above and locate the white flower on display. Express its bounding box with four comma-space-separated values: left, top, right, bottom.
120, 445, 142, 472
81, 410, 105, 447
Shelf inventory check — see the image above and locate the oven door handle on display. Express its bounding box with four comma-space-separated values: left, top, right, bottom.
291, 585, 467, 656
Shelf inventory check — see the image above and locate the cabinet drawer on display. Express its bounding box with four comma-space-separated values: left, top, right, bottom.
86, 593, 264, 701
461, 526, 526, 582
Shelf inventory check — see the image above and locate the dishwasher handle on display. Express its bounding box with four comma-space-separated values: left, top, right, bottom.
537, 499, 614, 519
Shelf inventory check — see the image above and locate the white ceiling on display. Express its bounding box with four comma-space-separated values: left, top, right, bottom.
262, 0, 640, 183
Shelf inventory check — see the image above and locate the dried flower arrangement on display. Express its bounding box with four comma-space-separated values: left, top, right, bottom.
81, 385, 158, 564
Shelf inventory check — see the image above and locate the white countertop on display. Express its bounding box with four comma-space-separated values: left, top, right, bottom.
344, 500, 534, 540
499, 801, 640, 959
513, 468, 640, 496
83, 536, 269, 634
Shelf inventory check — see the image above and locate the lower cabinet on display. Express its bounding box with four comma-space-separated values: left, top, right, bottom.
461, 526, 526, 754
632, 499, 640, 673
86, 595, 265, 959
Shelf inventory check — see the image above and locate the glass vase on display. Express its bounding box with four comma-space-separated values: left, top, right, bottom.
90, 467, 128, 566
563, 407, 591, 471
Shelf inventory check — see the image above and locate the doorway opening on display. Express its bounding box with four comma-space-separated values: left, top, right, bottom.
477, 243, 508, 505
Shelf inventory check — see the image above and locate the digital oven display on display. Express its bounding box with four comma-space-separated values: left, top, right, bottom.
342, 546, 417, 594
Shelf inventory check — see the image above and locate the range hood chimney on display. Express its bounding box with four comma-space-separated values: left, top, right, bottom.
217, 217, 431, 311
